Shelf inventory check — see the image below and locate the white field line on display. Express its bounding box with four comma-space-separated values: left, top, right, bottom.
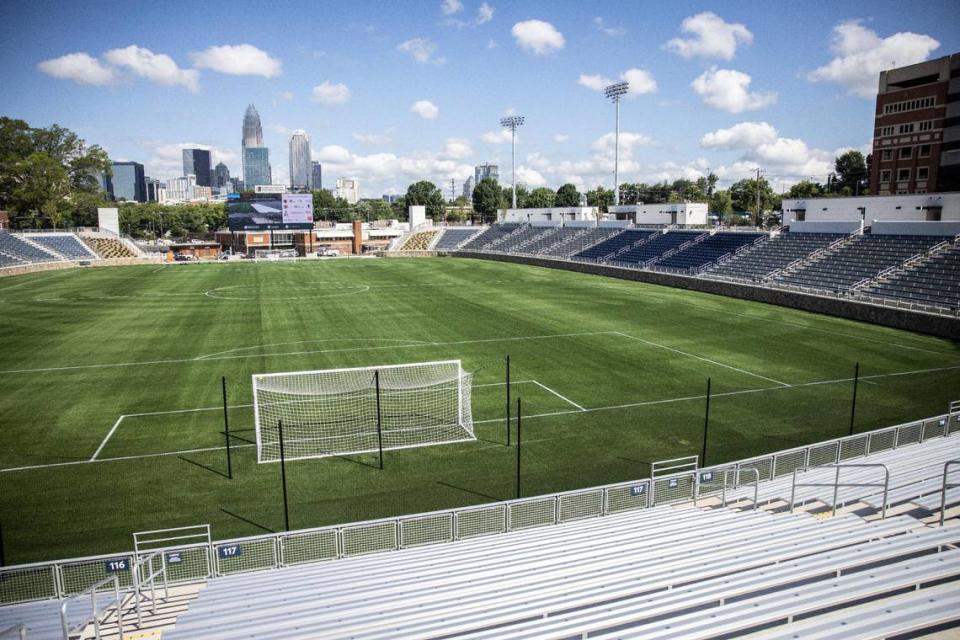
0, 331, 613, 375
532, 380, 586, 411
89, 416, 126, 461
612, 331, 790, 387
4, 364, 958, 474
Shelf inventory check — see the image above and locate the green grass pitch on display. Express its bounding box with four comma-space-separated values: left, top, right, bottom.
0, 257, 958, 563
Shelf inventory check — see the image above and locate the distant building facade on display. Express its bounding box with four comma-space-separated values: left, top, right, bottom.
182, 149, 212, 187
335, 177, 360, 204
213, 162, 230, 189
111, 161, 146, 202
146, 177, 165, 202
289, 130, 312, 190
241, 104, 272, 188
166, 175, 197, 203
869, 53, 960, 196
475, 163, 499, 185
462, 176, 475, 199
311, 161, 322, 190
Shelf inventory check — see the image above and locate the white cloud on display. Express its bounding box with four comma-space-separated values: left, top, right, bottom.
352, 133, 392, 145
443, 138, 473, 159
397, 38, 444, 64
270, 125, 291, 136
477, 3, 494, 24
512, 20, 565, 56
480, 129, 513, 144
700, 121, 778, 149
37, 52, 115, 86
593, 17, 625, 37
622, 68, 657, 95
554, 134, 569, 143
411, 100, 439, 120
146, 142, 237, 180
591, 132, 656, 158
578, 73, 613, 91
664, 12, 753, 60
190, 44, 281, 77
486, 39, 497, 49
315, 144, 351, 164
440, 0, 463, 14
311, 81, 351, 105
104, 45, 199, 92
691, 67, 777, 113
516, 166, 547, 186
807, 20, 940, 97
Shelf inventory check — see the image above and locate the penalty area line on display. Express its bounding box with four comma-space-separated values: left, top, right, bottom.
531, 380, 586, 411
89, 415, 126, 461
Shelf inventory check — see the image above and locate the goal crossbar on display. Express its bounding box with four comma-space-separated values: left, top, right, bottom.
252, 360, 474, 462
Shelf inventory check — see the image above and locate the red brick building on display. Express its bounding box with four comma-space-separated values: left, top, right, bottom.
869, 53, 959, 196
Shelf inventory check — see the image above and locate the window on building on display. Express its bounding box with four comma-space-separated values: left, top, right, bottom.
897, 168, 911, 181
898, 123, 915, 134
917, 167, 929, 180
881, 126, 894, 136
899, 147, 913, 159
881, 149, 892, 160
918, 144, 931, 157
919, 120, 933, 131
880, 170, 892, 182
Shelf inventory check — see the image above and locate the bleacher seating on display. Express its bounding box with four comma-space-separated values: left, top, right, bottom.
656, 231, 766, 272
772, 234, 951, 292
434, 228, 481, 250
0, 232, 60, 267
82, 237, 137, 259
859, 242, 960, 310
706, 232, 846, 282
541, 226, 622, 258
488, 226, 555, 253
25, 234, 98, 260
573, 229, 656, 261
612, 230, 705, 266
516, 227, 583, 254
460, 223, 524, 250
400, 230, 438, 251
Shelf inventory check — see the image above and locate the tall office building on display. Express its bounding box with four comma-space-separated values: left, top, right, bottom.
111, 161, 146, 202
145, 177, 164, 202
311, 161, 322, 191
289, 130, 312, 189
462, 176, 475, 199
474, 163, 499, 185
241, 104, 271, 187
182, 148, 212, 187
213, 162, 230, 189
335, 177, 360, 204
869, 53, 960, 195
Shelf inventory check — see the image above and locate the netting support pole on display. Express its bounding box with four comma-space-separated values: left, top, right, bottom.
277, 419, 290, 532
0, 517, 5, 568
701, 377, 711, 467
516, 397, 522, 500
222, 376, 232, 480
505, 355, 511, 446
849, 361, 860, 437
375, 370, 385, 470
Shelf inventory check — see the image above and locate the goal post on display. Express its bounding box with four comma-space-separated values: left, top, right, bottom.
252, 360, 474, 462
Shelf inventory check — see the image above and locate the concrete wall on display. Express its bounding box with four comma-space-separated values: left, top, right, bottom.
783, 193, 960, 223
503, 207, 598, 222
871, 221, 960, 236
787, 221, 861, 234
447, 251, 960, 340
637, 202, 708, 226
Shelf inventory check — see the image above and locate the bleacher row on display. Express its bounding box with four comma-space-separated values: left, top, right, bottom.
0, 232, 120, 268
431, 224, 960, 312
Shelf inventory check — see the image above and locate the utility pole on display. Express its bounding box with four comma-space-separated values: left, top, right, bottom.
450, 178, 456, 203
755, 167, 763, 227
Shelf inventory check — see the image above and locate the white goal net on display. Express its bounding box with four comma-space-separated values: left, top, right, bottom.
254, 249, 297, 262
252, 360, 474, 462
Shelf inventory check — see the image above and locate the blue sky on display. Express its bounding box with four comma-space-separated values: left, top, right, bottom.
1, 0, 958, 196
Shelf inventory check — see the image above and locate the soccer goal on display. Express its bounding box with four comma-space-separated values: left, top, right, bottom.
254, 249, 297, 262
252, 360, 474, 462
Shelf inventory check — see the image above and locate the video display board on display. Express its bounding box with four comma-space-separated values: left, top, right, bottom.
227, 193, 315, 231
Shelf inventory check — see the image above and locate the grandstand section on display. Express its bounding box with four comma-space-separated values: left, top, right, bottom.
705, 232, 847, 282
81, 236, 138, 259
541, 226, 622, 258
771, 234, 951, 292
611, 230, 705, 267
573, 228, 658, 261
0, 232, 60, 266
459, 222, 523, 250
23, 234, 97, 261
859, 241, 960, 310
655, 231, 766, 272
432, 228, 480, 250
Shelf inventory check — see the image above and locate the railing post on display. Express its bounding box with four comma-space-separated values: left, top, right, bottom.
832, 465, 842, 517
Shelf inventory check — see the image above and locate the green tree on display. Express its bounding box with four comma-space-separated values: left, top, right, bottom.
525, 186, 556, 208
709, 190, 733, 216
729, 177, 777, 225
404, 180, 445, 219
471, 177, 501, 221
554, 183, 581, 207
834, 150, 867, 195
586, 185, 614, 211
11, 152, 72, 228
786, 180, 825, 199
500, 184, 529, 209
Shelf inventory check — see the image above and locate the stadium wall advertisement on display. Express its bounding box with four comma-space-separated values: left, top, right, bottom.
446, 251, 960, 340
227, 193, 314, 231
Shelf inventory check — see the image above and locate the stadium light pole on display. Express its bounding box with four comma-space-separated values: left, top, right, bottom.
500, 116, 525, 209
604, 81, 629, 206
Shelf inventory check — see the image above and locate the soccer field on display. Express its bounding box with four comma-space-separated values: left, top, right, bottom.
1, 257, 958, 563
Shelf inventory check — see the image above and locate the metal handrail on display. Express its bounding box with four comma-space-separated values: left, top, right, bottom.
790, 463, 890, 519
59, 575, 124, 640
131, 552, 169, 627
721, 467, 760, 510
0, 624, 27, 639
940, 460, 960, 527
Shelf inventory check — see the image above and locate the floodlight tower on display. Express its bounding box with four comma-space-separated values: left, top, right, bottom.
500, 115, 525, 209
604, 81, 629, 206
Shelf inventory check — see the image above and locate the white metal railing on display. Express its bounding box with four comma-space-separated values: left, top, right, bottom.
130, 552, 168, 628
0, 625, 26, 639
59, 575, 124, 640
790, 463, 891, 518
941, 460, 960, 526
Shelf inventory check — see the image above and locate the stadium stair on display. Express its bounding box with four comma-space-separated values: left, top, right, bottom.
400, 230, 439, 251
81, 237, 137, 259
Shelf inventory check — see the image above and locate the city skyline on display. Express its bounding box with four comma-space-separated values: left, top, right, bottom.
3, 0, 958, 196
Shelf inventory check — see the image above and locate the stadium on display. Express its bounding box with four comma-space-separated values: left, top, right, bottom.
2, 5, 960, 639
